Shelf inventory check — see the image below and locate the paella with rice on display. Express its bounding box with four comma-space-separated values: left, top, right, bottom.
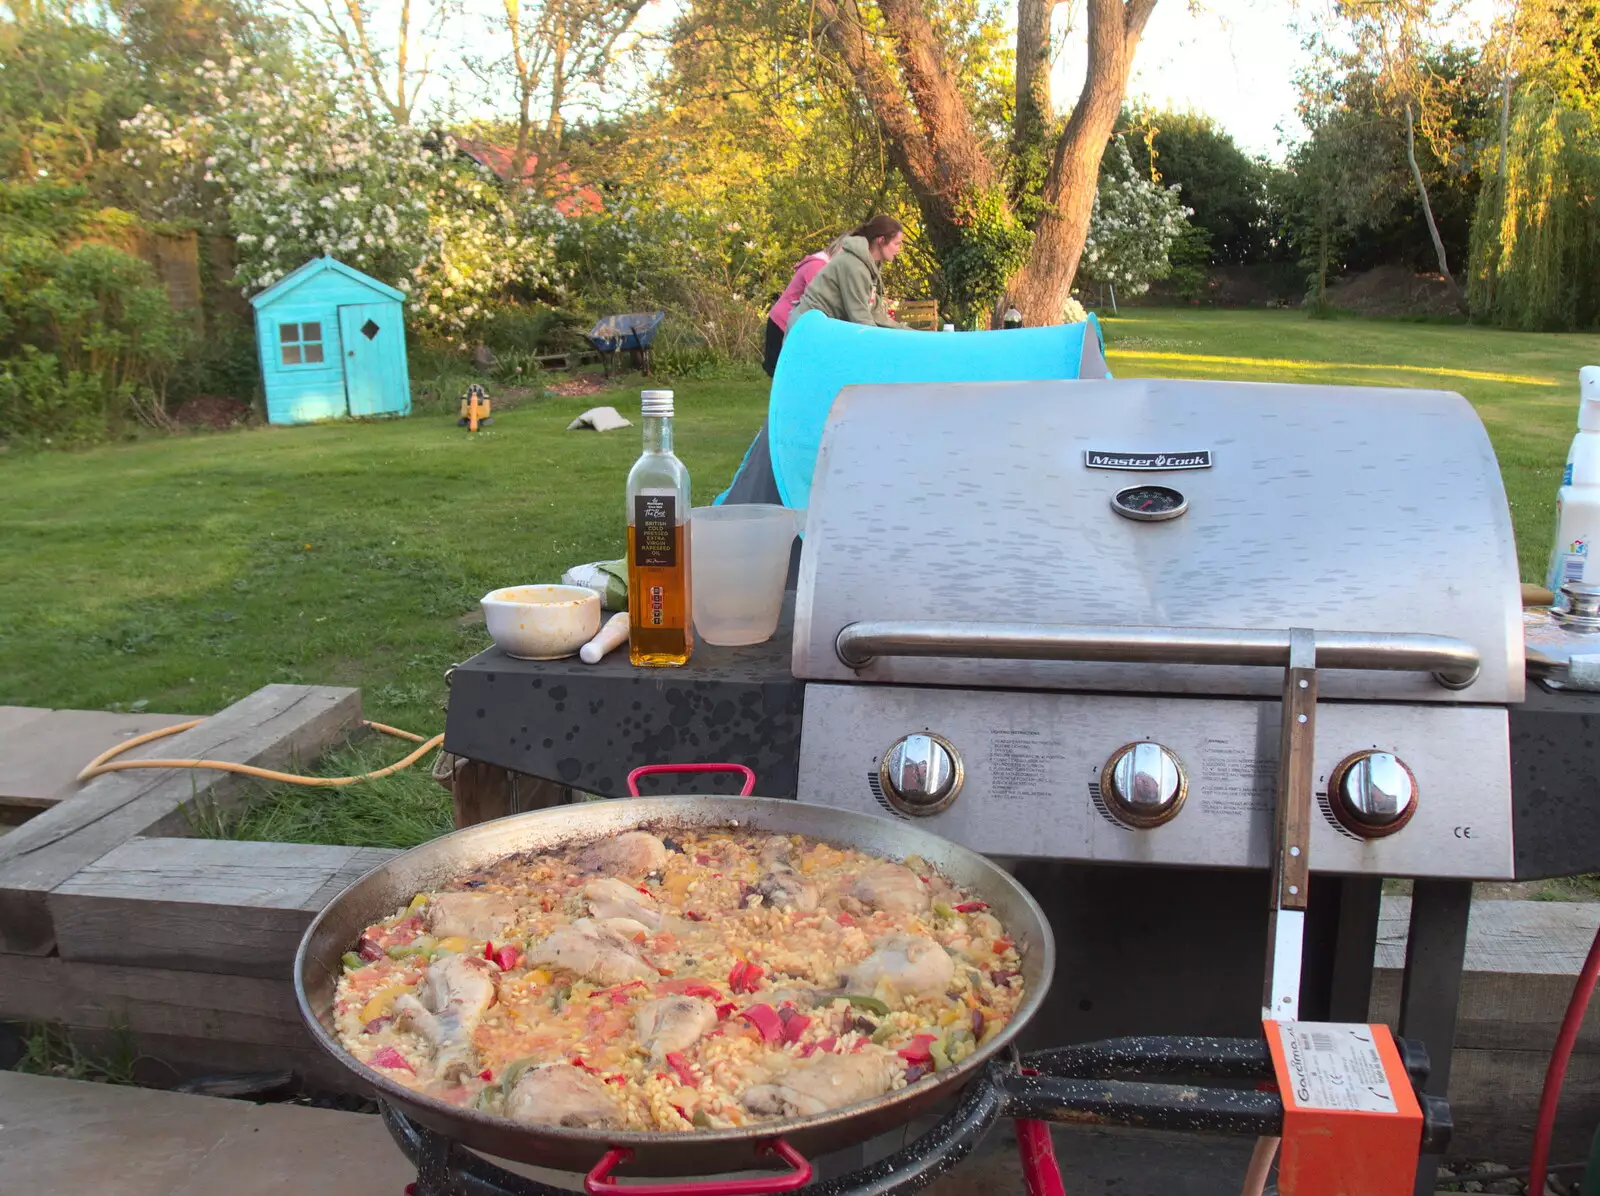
333, 826, 1026, 1131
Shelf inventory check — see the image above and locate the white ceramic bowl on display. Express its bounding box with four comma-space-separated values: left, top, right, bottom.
481, 584, 602, 660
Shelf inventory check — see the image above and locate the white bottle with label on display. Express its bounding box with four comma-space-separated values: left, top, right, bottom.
1545, 366, 1600, 590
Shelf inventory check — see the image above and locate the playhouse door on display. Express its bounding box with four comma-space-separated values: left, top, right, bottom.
338, 303, 401, 416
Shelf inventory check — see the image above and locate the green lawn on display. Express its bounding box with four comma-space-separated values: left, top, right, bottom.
3, 308, 1598, 846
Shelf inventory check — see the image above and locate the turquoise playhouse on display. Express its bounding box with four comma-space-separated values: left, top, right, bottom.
250, 256, 411, 426
718, 310, 1110, 509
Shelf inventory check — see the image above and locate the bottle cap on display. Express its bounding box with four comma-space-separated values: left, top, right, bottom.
641, 389, 674, 417
1580, 368, 1600, 431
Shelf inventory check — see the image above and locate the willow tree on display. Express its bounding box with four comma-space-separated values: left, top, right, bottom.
1468, 0, 1600, 330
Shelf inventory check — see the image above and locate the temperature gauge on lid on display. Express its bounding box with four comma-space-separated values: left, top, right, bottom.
1111, 485, 1188, 522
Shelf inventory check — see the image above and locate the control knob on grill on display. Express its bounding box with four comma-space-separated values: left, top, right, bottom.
1101, 742, 1187, 828
1330, 751, 1417, 837
879, 733, 963, 816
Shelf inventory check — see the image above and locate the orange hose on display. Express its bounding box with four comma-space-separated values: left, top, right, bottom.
1238, 1136, 1278, 1196
75, 718, 444, 788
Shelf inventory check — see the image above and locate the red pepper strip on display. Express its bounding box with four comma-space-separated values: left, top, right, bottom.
657, 979, 723, 999
800, 1042, 819, 1058
571, 1057, 600, 1074
492, 945, 522, 971
714, 1002, 737, 1021
484, 941, 497, 961
479, 1069, 494, 1081
664, 1052, 697, 1087
817, 1036, 838, 1054
370, 1046, 413, 1073
596, 980, 645, 1003
954, 901, 988, 913
605, 1074, 626, 1085
994, 937, 1014, 953
897, 1034, 938, 1064
780, 1013, 812, 1045
835, 912, 854, 928
740, 1003, 785, 1043
637, 885, 654, 897
728, 961, 765, 994
671, 1104, 691, 1123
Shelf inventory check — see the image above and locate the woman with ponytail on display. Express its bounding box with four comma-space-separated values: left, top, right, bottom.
787, 215, 909, 331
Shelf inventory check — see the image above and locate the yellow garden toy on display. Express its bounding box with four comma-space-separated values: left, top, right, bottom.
457, 384, 493, 432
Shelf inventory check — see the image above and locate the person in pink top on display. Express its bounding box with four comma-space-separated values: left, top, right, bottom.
763, 236, 842, 377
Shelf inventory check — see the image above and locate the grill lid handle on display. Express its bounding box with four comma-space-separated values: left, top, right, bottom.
833, 622, 1481, 690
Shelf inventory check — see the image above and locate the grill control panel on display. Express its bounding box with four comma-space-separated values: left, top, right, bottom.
799, 684, 1513, 878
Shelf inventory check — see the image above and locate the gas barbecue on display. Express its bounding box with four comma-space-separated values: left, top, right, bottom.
792, 377, 1519, 880
434, 375, 1596, 1193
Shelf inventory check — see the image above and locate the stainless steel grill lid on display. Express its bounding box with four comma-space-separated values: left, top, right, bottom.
792, 378, 1523, 704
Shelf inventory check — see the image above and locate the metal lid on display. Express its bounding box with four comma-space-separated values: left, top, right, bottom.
641, 389, 674, 417
793, 378, 1523, 704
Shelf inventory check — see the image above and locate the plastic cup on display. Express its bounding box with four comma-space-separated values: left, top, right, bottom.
690, 504, 799, 646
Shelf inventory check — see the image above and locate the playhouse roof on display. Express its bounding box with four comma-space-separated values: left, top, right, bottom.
249, 255, 406, 309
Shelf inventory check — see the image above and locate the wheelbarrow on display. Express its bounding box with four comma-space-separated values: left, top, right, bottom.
584, 311, 665, 377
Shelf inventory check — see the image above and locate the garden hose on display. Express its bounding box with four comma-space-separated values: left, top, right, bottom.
76, 718, 445, 788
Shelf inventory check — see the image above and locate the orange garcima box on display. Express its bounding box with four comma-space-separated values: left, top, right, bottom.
1264, 1021, 1424, 1196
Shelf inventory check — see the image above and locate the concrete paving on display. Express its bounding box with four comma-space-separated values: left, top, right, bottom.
0, 1071, 415, 1196
0, 1070, 1260, 1196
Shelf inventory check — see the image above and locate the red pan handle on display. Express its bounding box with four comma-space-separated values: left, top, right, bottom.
584, 1139, 810, 1196
626, 763, 757, 797
1016, 1068, 1067, 1196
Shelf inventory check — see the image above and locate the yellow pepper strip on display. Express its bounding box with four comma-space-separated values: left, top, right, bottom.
361, 986, 404, 1023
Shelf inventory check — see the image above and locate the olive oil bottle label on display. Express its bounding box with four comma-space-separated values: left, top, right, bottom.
633, 495, 677, 567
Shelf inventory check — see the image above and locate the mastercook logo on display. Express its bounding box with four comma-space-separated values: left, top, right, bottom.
1084, 450, 1213, 471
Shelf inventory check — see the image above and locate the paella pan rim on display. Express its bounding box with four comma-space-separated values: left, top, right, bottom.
293, 796, 1056, 1174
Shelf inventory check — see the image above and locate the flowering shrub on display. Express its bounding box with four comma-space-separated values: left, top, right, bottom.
1082, 135, 1193, 295
122, 52, 557, 335
536, 190, 773, 361
1061, 296, 1088, 323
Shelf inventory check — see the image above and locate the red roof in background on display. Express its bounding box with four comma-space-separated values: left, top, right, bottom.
455, 138, 604, 216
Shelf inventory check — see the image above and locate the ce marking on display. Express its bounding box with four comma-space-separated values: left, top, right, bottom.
1453, 826, 1473, 839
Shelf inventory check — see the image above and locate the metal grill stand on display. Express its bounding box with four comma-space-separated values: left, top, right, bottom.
383, 1040, 1449, 1196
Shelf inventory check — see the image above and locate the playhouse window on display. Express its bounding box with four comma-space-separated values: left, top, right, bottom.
279, 322, 325, 366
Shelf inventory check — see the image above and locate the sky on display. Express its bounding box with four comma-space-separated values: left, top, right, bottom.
1051, 0, 1502, 161
381, 0, 1505, 161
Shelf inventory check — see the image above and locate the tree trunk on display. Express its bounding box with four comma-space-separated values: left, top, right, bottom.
814, 0, 1155, 324
1002, 0, 1157, 325
548, 20, 569, 151
1016, 0, 1057, 127
1403, 101, 1461, 301
813, 0, 994, 247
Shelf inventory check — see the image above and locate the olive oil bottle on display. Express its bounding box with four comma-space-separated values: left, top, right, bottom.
626, 389, 693, 666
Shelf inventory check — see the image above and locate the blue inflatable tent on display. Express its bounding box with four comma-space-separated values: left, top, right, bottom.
718, 311, 1110, 510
